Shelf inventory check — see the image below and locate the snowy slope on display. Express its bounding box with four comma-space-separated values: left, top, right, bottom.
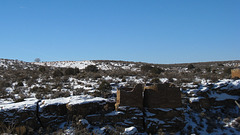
0, 58, 37, 70
33, 60, 140, 71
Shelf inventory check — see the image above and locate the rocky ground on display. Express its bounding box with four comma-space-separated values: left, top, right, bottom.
0, 58, 240, 134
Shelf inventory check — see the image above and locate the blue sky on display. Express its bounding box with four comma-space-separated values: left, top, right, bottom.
0, 0, 239, 64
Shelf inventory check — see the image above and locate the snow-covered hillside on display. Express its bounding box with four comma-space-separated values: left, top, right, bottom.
33, 60, 141, 71
1, 58, 240, 134
0, 58, 37, 70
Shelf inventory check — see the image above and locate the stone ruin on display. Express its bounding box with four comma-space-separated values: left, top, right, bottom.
232, 68, 240, 79
115, 84, 143, 109
115, 83, 182, 110
0, 83, 184, 134
115, 83, 184, 133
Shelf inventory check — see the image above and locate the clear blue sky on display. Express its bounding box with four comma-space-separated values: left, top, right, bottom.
0, 0, 239, 64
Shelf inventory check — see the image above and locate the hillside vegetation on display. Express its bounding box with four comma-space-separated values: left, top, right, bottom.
0, 58, 240, 134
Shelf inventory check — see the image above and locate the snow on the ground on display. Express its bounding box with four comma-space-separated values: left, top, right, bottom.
33, 60, 140, 71
218, 79, 240, 90
187, 79, 240, 94
147, 118, 165, 124
0, 58, 35, 70
145, 111, 156, 117
160, 78, 168, 83
189, 97, 204, 103
34, 61, 95, 69
105, 111, 125, 116
40, 95, 107, 108
186, 79, 240, 102
68, 95, 107, 106
208, 92, 239, 101
0, 95, 107, 112
0, 98, 38, 112
154, 108, 172, 112
123, 126, 138, 135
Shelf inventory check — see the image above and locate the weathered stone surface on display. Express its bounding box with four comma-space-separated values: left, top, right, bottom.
0, 83, 185, 134
227, 89, 240, 96
114, 84, 184, 133
115, 84, 143, 110
115, 83, 182, 110
144, 107, 185, 134
40, 104, 68, 129
67, 100, 114, 117
86, 106, 145, 132
232, 68, 240, 79
144, 84, 182, 108
0, 99, 115, 133
41, 104, 67, 116
146, 108, 183, 119
0, 109, 40, 132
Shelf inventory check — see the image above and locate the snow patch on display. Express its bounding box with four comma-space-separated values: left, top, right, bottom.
123, 126, 138, 135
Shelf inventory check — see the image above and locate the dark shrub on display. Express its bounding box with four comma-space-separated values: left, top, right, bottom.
39, 66, 46, 72
218, 63, 224, 66
74, 68, 80, 74
13, 93, 26, 102
151, 67, 164, 74
141, 65, 164, 74
34, 58, 41, 62
0, 81, 11, 87
91, 91, 101, 97
99, 81, 112, 91
73, 88, 85, 95
194, 68, 201, 73
206, 67, 211, 72
151, 78, 160, 83
65, 68, 76, 75
168, 78, 174, 82
53, 69, 63, 77
17, 82, 24, 86
51, 91, 71, 98
35, 93, 44, 99
31, 86, 52, 99
98, 81, 112, 98
141, 65, 153, 72
187, 64, 195, 70
65, 67, 80, 75
0, 89, 7, 98
85, 65, 98, 72
224, 67, 232, 74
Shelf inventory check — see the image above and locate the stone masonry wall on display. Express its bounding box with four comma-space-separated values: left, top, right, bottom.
115, 84, 143, 110
115, 83, 182, 109
114, 84, 184, 134
144, 84, 182, 108
232, 68, 240, 78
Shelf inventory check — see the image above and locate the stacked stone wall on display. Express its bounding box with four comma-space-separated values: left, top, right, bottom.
232, 68, 240, 78
115, 84, 143, 110
144, 84, 182, 108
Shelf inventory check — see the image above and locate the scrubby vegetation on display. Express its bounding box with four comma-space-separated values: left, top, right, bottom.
0, 58, 240, 134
